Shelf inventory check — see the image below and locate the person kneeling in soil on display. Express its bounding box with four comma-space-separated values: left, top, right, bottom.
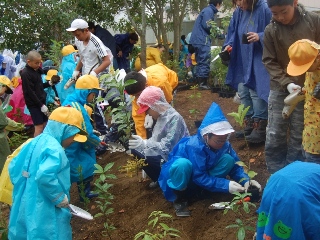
128, 86, 189, 187
256, 161, 320, 239
158, 102, 261, 217
8, 107, 87, 240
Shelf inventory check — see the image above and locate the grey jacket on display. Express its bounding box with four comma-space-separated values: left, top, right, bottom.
263, 4, 320, 92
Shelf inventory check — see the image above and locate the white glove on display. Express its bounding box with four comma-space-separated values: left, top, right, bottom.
72, 70, 80, 79
90, 71, 97, 77
228, 181, 245, 194
129, 135, 146, 149
40, 104, 49, 115
144, 114, 154, 129
56, 195, 69, 208
244, 180, 262, 192
287, 83, 301, 93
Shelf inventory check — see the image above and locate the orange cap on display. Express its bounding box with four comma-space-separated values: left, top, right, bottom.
287, 39, 320, 76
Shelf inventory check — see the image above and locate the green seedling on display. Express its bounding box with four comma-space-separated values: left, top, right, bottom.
188, 85, 202, 121
94, 163, 117, 239
134, 211, 181, 240
228, 104, 250, 147
224, 192, 257, 240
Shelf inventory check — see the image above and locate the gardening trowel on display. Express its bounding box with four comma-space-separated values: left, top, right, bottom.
208, 197, 250, 210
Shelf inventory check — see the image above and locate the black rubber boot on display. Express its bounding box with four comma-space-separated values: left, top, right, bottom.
235, 116, 254, 138
198, 77, 210, 90
246, 118, 267, 143
173, 190, 190, 217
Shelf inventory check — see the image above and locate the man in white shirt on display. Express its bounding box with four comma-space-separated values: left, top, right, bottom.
66, 19, 112, 135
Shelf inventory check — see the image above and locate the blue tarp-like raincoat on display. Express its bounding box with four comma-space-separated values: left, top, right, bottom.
223, 0, 272, 102
62, 89, 100, 183
57, 53, 76, 104
158, 102, 249, 202
256, 161, 320, 240
8, 120, 78, 240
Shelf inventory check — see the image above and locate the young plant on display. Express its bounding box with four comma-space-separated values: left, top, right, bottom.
223, 192, 257, 240
77, 165, 90, 209
93, 163, 117, 240
227, 104, 250, 147
134, 211, 181, 240
7, 132, 28, 151
119, 155, 148, 178
210, 47, 228, 89
99, 69, 136, 147
44, 39, 63, 68
188, 85, 202, 121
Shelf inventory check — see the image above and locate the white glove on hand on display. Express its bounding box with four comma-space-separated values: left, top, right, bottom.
244, 180, 262, 192
41, 104, 49, 115
287, 83, 301, 93
228, 181, 245, 194
144, 114, 154, 129
72, 70, 80, 79
90, 71, 97, 77
129, 135, 146, 149
93, 129, 101, 136
56, 195, 69, 208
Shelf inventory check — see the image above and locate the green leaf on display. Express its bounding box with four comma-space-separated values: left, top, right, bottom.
237, 227, 246, 240
104, 162, 115, 172
226, 224, 239, 229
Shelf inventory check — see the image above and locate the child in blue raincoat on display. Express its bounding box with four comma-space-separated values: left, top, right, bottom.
8, 106, 87, 240
42, 69, 61, 110
158, 102, 261, 216
256, 161, 320, 240
62, 74, 102, 201
57, 45, 77, 104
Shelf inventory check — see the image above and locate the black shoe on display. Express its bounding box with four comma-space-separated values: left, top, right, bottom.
199, 83, 211, 90
246, 118, 267, 143
173, 202, 190, 217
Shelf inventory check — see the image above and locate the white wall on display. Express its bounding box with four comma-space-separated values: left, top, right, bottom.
299, 0, 320, 11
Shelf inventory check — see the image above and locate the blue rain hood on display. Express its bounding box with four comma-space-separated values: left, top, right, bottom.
198, 102, 228, 137
62, 88, 90, 106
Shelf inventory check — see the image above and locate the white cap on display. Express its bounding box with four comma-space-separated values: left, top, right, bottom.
66, 19, 89, 32
200, 121, 234, 136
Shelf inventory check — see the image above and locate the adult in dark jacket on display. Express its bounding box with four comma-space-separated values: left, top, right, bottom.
88, 22, 118, 69
114, 32, 139, 72
189, 0, 222, 90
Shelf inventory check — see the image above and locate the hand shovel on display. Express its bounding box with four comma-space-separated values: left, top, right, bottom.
68, 204, 94, 220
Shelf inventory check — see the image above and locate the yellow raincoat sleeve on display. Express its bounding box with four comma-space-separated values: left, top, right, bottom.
132, 97, 147, 139
0, 138, 32, 205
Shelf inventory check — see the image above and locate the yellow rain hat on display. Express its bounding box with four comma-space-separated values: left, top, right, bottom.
0, 75, 13, 94
75, 74, 103, 90
61, 45, 78, 57
11, 76, 20, 88
49, 106, 88, 142
45, 69, 59, 80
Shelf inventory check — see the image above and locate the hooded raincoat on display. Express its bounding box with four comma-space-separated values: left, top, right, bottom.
8, 120, 80, 240
62, 89, 100, 183
256, 161, 320, 240
114, 33, 135, 71
57, 53, 76, 104
135, 90, 189, 160
158, 103, 249, 202
223, 0, 272, 102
